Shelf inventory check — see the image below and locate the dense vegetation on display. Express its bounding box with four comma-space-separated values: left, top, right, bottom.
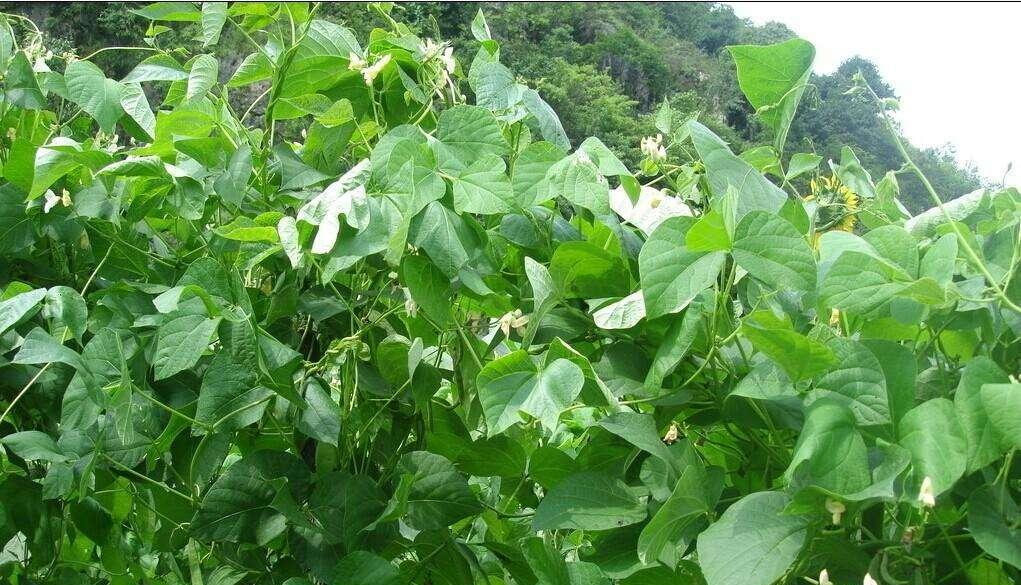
7, 2, 986, 214
0, 3, 1019, 585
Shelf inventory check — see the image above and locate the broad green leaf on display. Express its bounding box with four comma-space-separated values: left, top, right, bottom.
688, 121, 787, 219
120, 82, 157, 139
785, 153, 822, 180
591, 292, 645, 330
533, 471, 646, 531
808, 338, 890, 427
228, 52, 273, 87
529, 446, 578, 490
819, 250, 912, 317
64, 59, 124, 132
153, 311, 220, 380
122, 53, 189, 82
639, 217, 725, 319
696, 491, 809, 585
954, 358, 1009, 472
477, 352, 584, 435
968, 486, 1021, 568
6, 52, 46, 109
525, 256, 557, 309
436, 104, 508, 165
450, 153, 514, 214
195, 349, 272, 433
920, 233, 958, 286
863, 225, 918, 277
1, 431, 69, 462
401, 254, 451, 326
550, 241, 630, 299
728, 39, 815, 152
785, 399, 870, 494
899, 398, 967, 496
43, 286, 87, 342
523, 88, 571, 151
470, 8, 491, 41
741, 310, 836, 382
980, 383, 1021, 450
638, 461, 719, 567
732, 211, 815, 292
199, 2, 228, 46
0, 288, 46, 334
191, 451, 310, 543
186, 54, 218, 100
332, 552, 401, 585
297, 379, 340, 447
397, 451, 480, 530
12, 327, 83, 369
645, 303, 704, 391
512, 141, 564, 207
542, 153, 611, 215
596, 412, 679, 473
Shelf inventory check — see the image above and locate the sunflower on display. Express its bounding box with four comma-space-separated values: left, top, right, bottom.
807, 175, 860, 233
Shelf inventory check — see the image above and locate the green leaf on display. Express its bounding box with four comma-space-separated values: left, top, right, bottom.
688, 121, 787, 219
785, 153, 822, 181
1, 431, 69, 462
0, 288, 46, 335
639, 217, 726, 319
968, 486, 1021, 568
191, 451, 310, 543
400, 255, 451, 326
638, 461, 719, 567
591, 292, 645, 330
122, 54, 188, 83
195, 349, 272, 433
331, 551, 401, 585
954, 358, 1009, 472
731, 211, 815, 292
120, 82, 156, 140
863, 225, 918, 277
450, 153, 514, 214
228, 52, 273, 87
980, 383, 1021, 450
513, 141, 565, 207
819, 251, 912, 317
477, 352, 584, 436
533, 471, 646, 531
43, 286, 87, 342
696, 491, 809, 585
785, 399, 870, 494
397, 451, 480, 530
186, 54, 218, 100
808, 338, 890, 427
542, 153, 611, 214
410, 201, 480, 277
525, 256, 557, 310
13, 327, 83, 369
64, 59, 124, 132
5, 52, 46, 109
899, 398, 967, 496
728, 39, 815, 152
436, 104, 508, 165
550, 241, 630, 299
470, 8, 491, 41
199, 2, 228, 46
741, 310, 836, 382
297, 379, 340, 447
153, 312, 221, 380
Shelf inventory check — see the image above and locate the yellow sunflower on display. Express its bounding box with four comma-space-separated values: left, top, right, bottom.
807, 175, 859, 233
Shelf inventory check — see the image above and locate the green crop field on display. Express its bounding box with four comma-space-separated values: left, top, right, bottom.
0, 3, 1017, 585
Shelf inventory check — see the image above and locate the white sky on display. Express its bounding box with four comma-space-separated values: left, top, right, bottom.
728, 2, 1021, 184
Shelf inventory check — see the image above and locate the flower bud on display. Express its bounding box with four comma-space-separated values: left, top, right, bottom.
918, 476, 935, 508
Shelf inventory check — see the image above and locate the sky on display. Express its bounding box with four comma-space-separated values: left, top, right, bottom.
727, 2, 1021, 184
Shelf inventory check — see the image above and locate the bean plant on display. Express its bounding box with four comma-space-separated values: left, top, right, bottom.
0, 4, 1018, 585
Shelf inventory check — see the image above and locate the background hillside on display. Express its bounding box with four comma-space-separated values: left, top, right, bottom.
10, 1, 983, 213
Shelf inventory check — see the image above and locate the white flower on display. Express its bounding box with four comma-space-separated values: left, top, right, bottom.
43, 189, 60, 213
640, 134, 666, 161
422, 38, 441, 59
609, 185, 693, 236
60, 189, 71, 208
360, 54, 391, 86
825, 498, 845, 525
402, 288, 418, 317
440, 47, 456, 74
818, 569, 832, 585
918, 476, 936, 508
498, 309, 529, 338
575, 150, 592, 165
863, 574, 879, 585
348, 52, 366, 71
